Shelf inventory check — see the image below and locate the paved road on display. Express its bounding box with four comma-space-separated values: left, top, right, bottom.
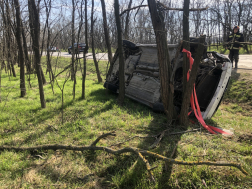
47, 51, 252, 68
44, 51, 111, 61
223, 54, 252, 68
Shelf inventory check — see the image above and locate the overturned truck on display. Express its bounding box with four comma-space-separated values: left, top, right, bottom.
104, 38, 232, 120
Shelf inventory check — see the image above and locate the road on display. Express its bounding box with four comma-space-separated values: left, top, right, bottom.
46, 51, 252, 68
44, 51, 111, 61
223, 54, 252, 69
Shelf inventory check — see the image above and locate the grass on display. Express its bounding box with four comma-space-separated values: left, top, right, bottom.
59, 47, 117, 53
207, 44, 252, 55
55, 44, 252, 55
0, 56, 252, 188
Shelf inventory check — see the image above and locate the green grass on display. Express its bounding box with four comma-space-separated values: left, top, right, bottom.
53, 45, 252, 55
59, 47, 117, 53
0, 57, 252, 188
207, 44, 252, 54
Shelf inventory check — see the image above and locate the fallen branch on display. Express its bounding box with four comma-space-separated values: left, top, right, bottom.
0, 132, 248, 177
170, 143, 178, 158
138, 151, 156, 182
110, 128, 201, 148
149, 130, 166, 149
91, 131, 116, 146
140, 150, 248, 175
108, 135, 156, 147
165, 128, 201, 136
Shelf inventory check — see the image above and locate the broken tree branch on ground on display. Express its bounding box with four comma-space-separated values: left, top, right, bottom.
0, 131, 248, 177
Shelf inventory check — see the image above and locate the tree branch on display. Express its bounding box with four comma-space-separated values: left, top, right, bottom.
90, 131, 116, 146
0, 132, 248, 176
120, 4, 208, 16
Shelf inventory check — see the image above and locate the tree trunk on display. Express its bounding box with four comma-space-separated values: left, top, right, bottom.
147, 0, 174, 121
82, 0, 88, 99
5, 0, 16, 78
28, 0, 46, 108
21, 24, 31, 73
14, 0, 26, 97
114, 0, 125, 106
180, 0, 190, 125
0, 59, 1, 103
180, 36, 205, 125
100, 0, 113, 65
124, 0, 132, 40
71, 0, 76, 99
91, 0, 102, 83
44, 0, 54, 94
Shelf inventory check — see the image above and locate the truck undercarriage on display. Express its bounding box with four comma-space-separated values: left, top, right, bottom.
104, 39, 232, 120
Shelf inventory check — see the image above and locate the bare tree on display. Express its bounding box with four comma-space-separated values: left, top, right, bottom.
81, 0, 88, 99
0, 0, 16, 77
13, 0, 26, 97
21, 21, 32, 74
91, 0, 102, 83
71, 0, 76, 100
0, 28, 2, 103
28, 0, 46, 108
124, 0, 132, 40
147, 0, 174, 121
180, 0, 190, 125
100, 0, 113, 65
114, 0, 125, 105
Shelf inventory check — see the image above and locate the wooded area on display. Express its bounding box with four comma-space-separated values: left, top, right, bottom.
0, 0, 252, 188
0, 0, 251, 106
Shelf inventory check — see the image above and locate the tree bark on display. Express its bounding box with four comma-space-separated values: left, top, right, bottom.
0, 59, 1, 103
100, 0, 113, 65
21, 23, 31, 73
44, 0, 54, 94
180, 36, 205, 125
124, 0, 132, 40
114, 0, 125, 106
14, 0, 26, 97
91, 0, 102, 83
71, 0, 76, 100
180, 0, 190, 125
4, 0, 16, 77
147, 0, 174, 121
28, 0, 46, 108
82, 0, 88, 99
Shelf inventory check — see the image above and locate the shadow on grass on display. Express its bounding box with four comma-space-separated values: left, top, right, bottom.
89, 88, 160, 118
88, 88, 202, 188
0, 98, 78, 143
2, 83, 233, 187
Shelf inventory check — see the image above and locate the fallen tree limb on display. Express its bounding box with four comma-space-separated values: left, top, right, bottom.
109, 128, 201, 148
91, 131, 116, 146
0, 132, 248, 176
149, 130, 166, 149
140, 150, 248, 175
165, 128, 201, 136
108, 135, 156, 147
138, 151, 156, 182
1, 144, 248, 175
